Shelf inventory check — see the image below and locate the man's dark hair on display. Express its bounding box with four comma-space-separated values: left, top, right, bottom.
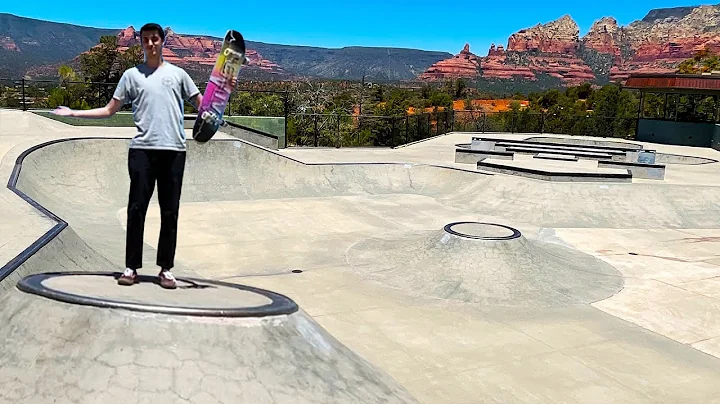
139, 23, 165, 41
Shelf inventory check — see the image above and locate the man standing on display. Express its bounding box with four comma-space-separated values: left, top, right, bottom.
53, 23, 213, 289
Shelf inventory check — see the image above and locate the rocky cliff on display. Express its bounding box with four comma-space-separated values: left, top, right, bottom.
419, 44, 481, 80
116, 26, 285, 79
419, 5, 720, 85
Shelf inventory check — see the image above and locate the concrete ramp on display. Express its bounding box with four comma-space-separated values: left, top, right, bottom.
0, 271, 419, 403
346, 222, 624, 307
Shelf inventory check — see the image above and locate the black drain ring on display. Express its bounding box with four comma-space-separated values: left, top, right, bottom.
443, 222, 522, 241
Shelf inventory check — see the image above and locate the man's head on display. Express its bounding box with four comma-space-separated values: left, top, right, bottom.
139, 23, 165, 58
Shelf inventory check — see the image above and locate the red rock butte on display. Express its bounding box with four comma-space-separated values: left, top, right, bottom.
419, 44, 480, 80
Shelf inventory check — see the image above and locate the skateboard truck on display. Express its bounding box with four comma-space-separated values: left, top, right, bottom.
200, 110, 227, 127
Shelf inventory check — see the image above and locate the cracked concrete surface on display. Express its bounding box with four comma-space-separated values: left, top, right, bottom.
0, 286, 418, 404
4, 109, 720, 402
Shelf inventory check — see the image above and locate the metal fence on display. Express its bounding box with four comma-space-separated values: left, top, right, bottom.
1, 78, 638, 147
452, 110, 637, 139
286, 111, 452, 148
0, 77, 289, 117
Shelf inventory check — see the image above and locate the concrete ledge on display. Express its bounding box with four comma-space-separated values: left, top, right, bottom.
523, 136, 644, 150
455, 148, 514, 164
598, 160, 666, 180
470, 138, 496, 150
472, 136, 641, 153
476, 161, 632, 183
502, 146, 613, 161
496, 141, 628, 158
625, 150, 657, 164
533, 154, 578, 162
654, 153, 719, 165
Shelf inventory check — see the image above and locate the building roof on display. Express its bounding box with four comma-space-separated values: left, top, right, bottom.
624, 73, 720, 94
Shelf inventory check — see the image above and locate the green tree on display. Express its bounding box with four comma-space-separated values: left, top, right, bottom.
46, 65, 90, 109
677, 49, 720, 74
79, 36, 143, 106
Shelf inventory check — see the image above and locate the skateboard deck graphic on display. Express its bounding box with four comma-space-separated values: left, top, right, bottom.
192, 30, 247, 142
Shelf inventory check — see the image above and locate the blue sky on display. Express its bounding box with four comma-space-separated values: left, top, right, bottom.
2, 0, 708, 54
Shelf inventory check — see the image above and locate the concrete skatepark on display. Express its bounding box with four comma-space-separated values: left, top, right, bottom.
2, 108, 720, 402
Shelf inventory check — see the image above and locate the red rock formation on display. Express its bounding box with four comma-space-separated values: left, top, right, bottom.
507, 15, 579, 54
419, 43, 480, 80
419, 6, 720, 85
1, 36, 19, 51
419, 15, 595, 84
115, 26, 283, 74
607, 5, 720, 81
527, 56, 595, 84
481, 45, 536, 80
583, 17, 623, 64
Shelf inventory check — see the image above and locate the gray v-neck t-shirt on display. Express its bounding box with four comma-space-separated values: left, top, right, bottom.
113, 62, 200, 151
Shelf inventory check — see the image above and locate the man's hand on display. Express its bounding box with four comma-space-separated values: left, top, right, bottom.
50, 98, 122, 119
51, 106, 74, 117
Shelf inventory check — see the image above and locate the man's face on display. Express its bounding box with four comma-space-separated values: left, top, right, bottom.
141, 30, 163, 57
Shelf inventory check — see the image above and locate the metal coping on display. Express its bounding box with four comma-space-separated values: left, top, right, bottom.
533, 155, 579, 162
183, 114, 280, 140
598, 160, 666, 169
443, 221, 522, 241
224, 120, 280, 140
17, 271, 298, 318
455, 148, 513, 156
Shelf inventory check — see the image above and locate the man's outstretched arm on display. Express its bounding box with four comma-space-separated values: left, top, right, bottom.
52, 97, 124, 119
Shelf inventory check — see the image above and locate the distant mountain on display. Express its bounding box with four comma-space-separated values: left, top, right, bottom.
246, 41, 450, 81
1, 13, 452, 82
0, 13, 119, 78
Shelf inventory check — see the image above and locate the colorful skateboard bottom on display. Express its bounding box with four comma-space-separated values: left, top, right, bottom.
192, 30, 247, 143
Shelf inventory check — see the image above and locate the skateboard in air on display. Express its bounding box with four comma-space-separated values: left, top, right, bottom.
192, 29, 247, 142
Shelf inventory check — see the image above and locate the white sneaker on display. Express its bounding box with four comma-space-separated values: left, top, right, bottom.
158, 270, 177, 289
118, 268, 137, 285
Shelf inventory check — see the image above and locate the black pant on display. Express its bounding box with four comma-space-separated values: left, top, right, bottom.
125, 148, 186, 271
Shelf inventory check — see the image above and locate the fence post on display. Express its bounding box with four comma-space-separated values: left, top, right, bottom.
313, 115, 318, 147
391, 117, 396, 147
21, 78, 26, 111
405, 115, 409, 144
336, 113, 341, 148
283, 92, 289, 139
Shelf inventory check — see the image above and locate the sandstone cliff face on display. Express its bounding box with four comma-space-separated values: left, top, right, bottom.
610, 5, 720, 80
507, 15, 579, 54
116, 26, 284, 75
583, 17, 623, 62
419, 5, 720, 85
419, 44, 481, 80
